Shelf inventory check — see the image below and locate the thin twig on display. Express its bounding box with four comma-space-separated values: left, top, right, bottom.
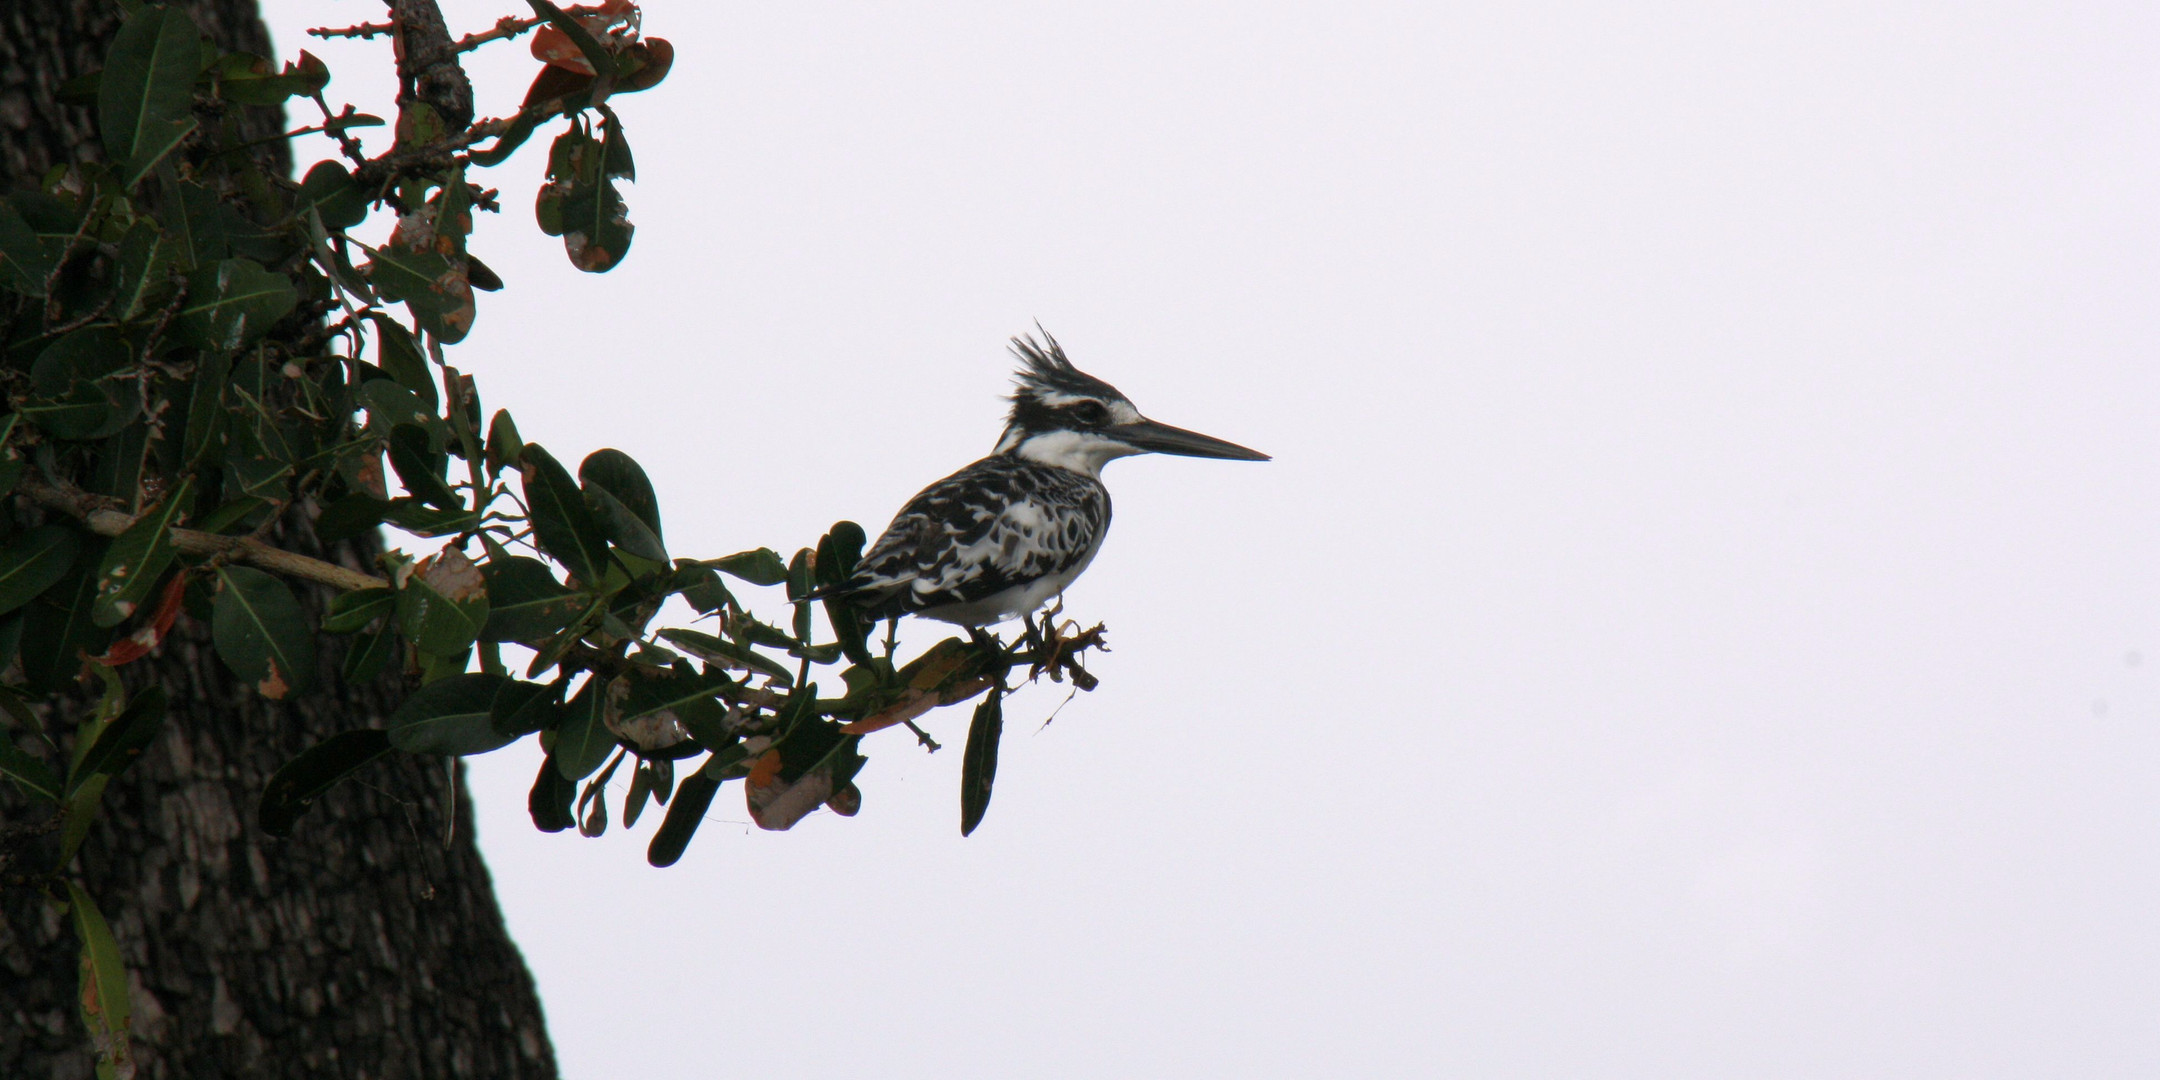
454, 4, 617, 52
900, 718, 941, 752
455, 14, 544, 52
312, 94, 369, 167
308, 21, 395, 40
135, 272, 190, 365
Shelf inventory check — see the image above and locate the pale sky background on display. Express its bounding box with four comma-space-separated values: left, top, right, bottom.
266, 2, 2160, 1076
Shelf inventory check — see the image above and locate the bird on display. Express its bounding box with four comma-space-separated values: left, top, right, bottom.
820, 329, 1269, 631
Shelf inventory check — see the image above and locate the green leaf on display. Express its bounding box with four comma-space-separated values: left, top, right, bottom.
259, 729, 392, 836
225, 454, 292, 501
90, 478, 190, 627
646, 769, 721, 867
622, 758, 654, 828
380, 498, 480, 538
529, 750, 577, 832
706, 547, 788, 587
66, 882, 133, 1079
522, 595, 604, 678
25, 327, 137, 442
552, 678, 613, 781
68, 686, 167, 791
579, 448, 665, 561
163, 179, 236, 271
18, 387, 126, 442
0, 610, 22, 671
357, 241, 448, 300
519, 443, 611, 585
491, 677, 563, 737
536, 120, 634, 272
576, 749, 620, 836
815, 521, 867, 588
0, 721, 61, 802
579, 116, 634, 272
100, 3, 200, 186
323, 586, 394, 634
365, 312, 438, 411
0, 525, 82, 616
664, 564, 731, 614
307, 209, 374, 302
58, 773, 108, 868
180, 349, 230, 467
192, 496, 266, 537
535, 128, 591, 238
286, 49, 331, 96
295, 160, 370, 231
615, 665, 735, 729
358, 241, 471, 342
485, 409, 523, 477
179, 258, 299, 352
211, 51, 325, 106
314, 493, 387, 546
341, 622, 397, 684
657, 628, 794, 685
789, 548, 813, 639
960, 688, 1004, 837
818, 521, 873, 665
111, 220, 176, 321
0, 198, 52, 293
397, 574, 487, 657
387, 672, 517, 755
480, 556, 581, 643
388, 423, 459, 510
356, 378, 438, 437
19, 538, 114, 694
211, 565, 315, 698
213, 52, 284, 104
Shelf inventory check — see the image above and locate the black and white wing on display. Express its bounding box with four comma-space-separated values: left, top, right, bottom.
838, 456, 1111, 622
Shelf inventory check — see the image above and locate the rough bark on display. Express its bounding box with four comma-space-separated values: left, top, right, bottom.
0, 2, 559, 1077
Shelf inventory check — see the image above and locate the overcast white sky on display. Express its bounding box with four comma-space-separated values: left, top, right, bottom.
269, 2, 2160, 1076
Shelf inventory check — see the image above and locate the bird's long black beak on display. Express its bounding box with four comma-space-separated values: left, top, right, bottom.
1111, 418, 1270, 461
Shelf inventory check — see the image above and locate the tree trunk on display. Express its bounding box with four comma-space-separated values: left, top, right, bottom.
0, 2, 559, 1077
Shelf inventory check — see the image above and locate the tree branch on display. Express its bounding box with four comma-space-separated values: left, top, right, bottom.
386, 0, 474, 133
353, 116, 507, 190
14, 477, 388, 594
454, 5, 618, 53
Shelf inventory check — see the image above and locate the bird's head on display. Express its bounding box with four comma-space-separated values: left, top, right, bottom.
992, 330, 1270, 476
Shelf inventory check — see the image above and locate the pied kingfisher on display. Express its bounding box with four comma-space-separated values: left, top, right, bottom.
823, 330, 1269, 628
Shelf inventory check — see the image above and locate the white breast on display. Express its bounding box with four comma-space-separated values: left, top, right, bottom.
914, 530, 1107, 627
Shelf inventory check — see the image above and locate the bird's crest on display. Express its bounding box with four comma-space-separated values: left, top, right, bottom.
1008, 328, 1123, 409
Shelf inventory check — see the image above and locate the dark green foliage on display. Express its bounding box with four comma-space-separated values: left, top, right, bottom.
258, 729, 394, 836
3, 10, 1111, 1071
211, 566, 314, 697
960, 688, 1005, 837
0, 526, 81, 615
387, 673, 518, 755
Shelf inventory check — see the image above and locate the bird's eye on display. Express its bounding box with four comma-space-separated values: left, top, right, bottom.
1071, 401, 1110, 425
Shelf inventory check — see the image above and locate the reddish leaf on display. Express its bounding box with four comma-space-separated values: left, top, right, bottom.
530, 26, 596, 75
91, 569, 187, 667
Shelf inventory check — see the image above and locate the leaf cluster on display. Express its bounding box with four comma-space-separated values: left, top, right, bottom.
0, 0, 1105, 885
0, 6, 1108, 1072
